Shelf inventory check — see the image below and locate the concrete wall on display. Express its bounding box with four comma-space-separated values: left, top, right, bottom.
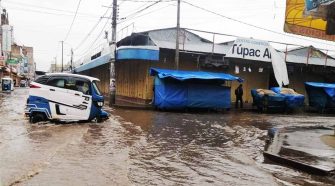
224, 61, 271, 104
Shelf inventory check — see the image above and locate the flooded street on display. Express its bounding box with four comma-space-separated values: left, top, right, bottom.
0, 88, 334, 186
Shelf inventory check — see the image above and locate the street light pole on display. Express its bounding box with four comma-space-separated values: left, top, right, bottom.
61, 41, 64, 72
54, 57, 57, 72
175, 0, 181, 70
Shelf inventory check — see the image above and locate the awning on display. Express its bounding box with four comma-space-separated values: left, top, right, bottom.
150, 68, 243, 82
117, 46, 159, 61
75, 54, 111, 73
305, 82, 335, 89
6, 58, 20, 64
305, 82, 335, 97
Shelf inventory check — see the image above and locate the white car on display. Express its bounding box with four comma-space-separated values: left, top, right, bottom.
25, 73, 108, 123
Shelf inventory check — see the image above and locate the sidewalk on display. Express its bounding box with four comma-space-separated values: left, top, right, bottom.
265, 126, 335, 175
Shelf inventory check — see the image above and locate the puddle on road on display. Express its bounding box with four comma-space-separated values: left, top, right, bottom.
113, 109, 335, 185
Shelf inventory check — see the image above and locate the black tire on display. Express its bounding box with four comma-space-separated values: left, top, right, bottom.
30, 113, 46, 123
257, 106, 263, 112
96, 115, 103, 123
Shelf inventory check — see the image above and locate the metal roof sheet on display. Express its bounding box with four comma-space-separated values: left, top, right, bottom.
118, 28, 335, 67
148, 28, 230, 54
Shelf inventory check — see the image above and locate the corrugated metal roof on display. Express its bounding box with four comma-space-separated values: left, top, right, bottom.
148, 28, 231, 55
118, 28, 335, 67
285, 54, 335, 67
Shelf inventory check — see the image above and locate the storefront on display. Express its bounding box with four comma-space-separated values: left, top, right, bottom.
115, 28, 335, 108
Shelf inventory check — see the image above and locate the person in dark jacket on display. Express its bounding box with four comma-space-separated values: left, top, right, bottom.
235, 84, 243, 109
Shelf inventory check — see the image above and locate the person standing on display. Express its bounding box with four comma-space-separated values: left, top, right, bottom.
235, 84, 243, 109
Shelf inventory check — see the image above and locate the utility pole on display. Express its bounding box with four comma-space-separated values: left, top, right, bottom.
61, 41, 64, 72
70, 48, 73, 71
109, 0, 117, 106
111, 0, 117, 44
175, 0, 181, 70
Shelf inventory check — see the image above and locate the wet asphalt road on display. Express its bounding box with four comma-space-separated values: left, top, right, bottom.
0, 88, 334, 186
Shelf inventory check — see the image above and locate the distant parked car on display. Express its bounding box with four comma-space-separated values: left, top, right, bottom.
25, 73, 109, 123
1, 77, 14, 91
20, 80, 27, 87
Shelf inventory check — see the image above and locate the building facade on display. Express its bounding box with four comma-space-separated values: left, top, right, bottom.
115, 28, 335, 108
0, 7, 35, 86
73, 43, 115, 98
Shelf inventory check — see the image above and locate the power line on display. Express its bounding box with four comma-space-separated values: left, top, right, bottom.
4, 1, 97, 17
182, 0, 335, 47
73, 7, 111, 51
118, 2, 175, 25
120, 0, 163, 21
119, 0, 175, 2
75, 11, 113, 58
4, 5, 91, 18
64, 0, 82, 42
75, 0, 167, 58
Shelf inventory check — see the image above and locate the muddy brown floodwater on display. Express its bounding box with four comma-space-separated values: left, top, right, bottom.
0, 88, 334, 186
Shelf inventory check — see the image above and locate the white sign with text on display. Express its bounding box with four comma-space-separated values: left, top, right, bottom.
226, 37, 289, 86
226, 38, 272, 62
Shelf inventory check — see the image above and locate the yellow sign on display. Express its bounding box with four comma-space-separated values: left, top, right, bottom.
284, 0, 335, 41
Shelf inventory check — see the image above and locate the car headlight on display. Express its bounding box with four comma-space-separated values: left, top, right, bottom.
97, 101, 104, 107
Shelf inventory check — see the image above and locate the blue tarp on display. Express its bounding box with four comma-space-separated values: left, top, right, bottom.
305, 82, 335, 110
251, 89, 286, 110
305, 82, 335, 97
270, 87, 305, 109
151, 68, 241, 110
150, 68, 243, 82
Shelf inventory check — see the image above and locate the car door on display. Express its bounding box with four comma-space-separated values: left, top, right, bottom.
45, 76, 71, 120
65, 77, 92, 120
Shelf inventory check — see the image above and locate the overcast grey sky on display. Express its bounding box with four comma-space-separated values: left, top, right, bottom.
2, 0, 335, 71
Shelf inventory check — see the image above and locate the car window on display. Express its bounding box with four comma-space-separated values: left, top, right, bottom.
35, 76, 49, 84
47, 77, 66, 88
79, 81, 90, 95
67, 78, 91, 95
66, 78, 76, 91
92, 81, 102, 96
3, 80, 10, 84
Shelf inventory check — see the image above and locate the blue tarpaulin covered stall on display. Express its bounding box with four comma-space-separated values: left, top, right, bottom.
251, 89, 286, 111
271, 87, 305, 110
150, 68, 243, 110
305, 82, 335, 110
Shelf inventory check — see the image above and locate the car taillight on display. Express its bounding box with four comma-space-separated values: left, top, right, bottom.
30, 84, 41, 88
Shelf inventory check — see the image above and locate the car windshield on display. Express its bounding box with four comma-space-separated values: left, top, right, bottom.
92, 81, 102, 96
3, 80, 11, 84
